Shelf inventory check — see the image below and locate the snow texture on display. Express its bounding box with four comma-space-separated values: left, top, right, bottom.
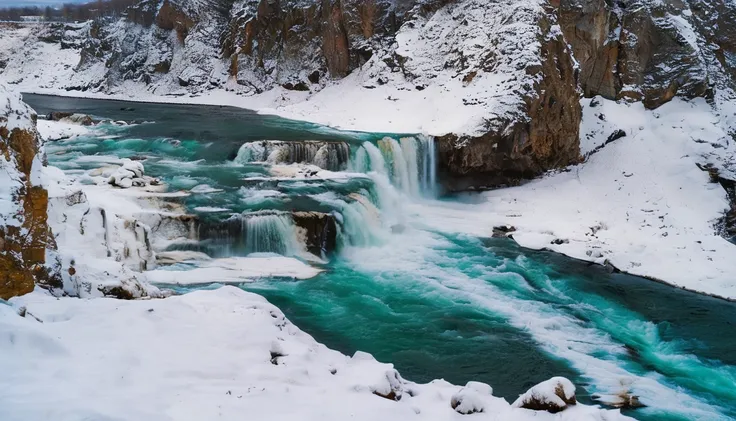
0, 286, 633, 421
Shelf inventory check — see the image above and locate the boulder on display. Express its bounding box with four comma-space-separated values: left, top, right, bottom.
512, 377, 577, 413
450, 381, 493, 414
48, 112, 94, 126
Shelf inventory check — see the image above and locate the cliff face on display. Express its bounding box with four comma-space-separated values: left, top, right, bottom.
437, 7, 582, 190
0, 84, 60, 300
557, 0, 714, 108
2, 0, 735, 191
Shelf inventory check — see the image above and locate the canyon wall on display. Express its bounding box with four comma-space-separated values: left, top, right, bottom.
1, 0, 735, 191
0, 84, 61, 299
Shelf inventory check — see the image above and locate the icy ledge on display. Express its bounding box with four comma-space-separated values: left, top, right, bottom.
0, 287, 632, 421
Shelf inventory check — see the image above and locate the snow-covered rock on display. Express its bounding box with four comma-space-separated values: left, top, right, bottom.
512, 377, 577, 413
450, 381, 495, 414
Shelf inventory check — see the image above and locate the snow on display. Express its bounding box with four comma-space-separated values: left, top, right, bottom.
413, 96, 736, 300
0, 286, 633, 421
512, 377, 577, 410
146, 255, 323, 285
1, 83, 37, 229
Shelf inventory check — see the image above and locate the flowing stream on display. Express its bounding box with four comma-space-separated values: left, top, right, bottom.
26, 94, 736, 421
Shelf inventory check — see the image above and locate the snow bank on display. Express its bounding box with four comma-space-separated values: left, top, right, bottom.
146, 255, 323, 285
36, 118, 92, 141
414, 97, 736, 299
0, 287, 633, 421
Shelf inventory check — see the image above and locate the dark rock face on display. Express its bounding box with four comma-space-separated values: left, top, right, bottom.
556, 0, 715, 109
292, 211, 337, 257
0, 89, 61, 300
220, 0, 405, 91
437, 9, 582, 191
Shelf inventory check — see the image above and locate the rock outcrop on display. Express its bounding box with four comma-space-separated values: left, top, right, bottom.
556, 0, 712, 109
293, 211, 337, 256
0, 84, 61, 299
437, 6, 582, 190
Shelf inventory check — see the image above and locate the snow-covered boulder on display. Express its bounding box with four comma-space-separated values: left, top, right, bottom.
450, 381, 494, 414
107, 159, 159, 188
512, 377, 577, 413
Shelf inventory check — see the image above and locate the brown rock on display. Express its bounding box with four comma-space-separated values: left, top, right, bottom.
0, 89, 59, 300
437, 11, 581, 191
557, 0, 710, 109
321, 0, 351, 77
292, 212, 338, 257
156, 0, 195, 43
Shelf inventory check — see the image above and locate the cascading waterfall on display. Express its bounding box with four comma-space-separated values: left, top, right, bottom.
417, 135, 437, 196
350, 136, 437, 198
234, 140, 350, 171
192, 212, 303, 257
241, 212, 301, 256
311, 191, 385, 249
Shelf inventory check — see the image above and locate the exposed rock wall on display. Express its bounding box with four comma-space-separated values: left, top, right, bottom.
0, 84, 60, 300
556, 0, 719, 109
437, 7, 582, 191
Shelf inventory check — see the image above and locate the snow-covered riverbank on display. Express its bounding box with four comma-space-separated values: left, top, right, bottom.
0, 286, 634, 421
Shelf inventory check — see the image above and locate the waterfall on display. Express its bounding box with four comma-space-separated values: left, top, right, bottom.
310, 191, 385, 249
234, 141, 350, 171
241, 212, 301, 256
418, 135, 437, 197
352, 136, 437, 198
360, 141, 389, 175
234, 142, 267, 164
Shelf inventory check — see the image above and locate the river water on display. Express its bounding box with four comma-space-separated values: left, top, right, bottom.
25, 93, 736, 421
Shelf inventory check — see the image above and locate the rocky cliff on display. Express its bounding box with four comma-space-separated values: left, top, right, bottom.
0, 84, 61, 300
1, 0, 735, 191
